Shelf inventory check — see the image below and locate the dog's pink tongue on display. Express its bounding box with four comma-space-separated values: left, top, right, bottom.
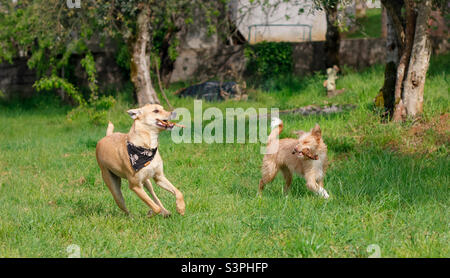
166, 121, 175, 128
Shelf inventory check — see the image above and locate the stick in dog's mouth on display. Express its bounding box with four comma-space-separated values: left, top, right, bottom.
156, 118, 185, 130
292, 148, 319, 160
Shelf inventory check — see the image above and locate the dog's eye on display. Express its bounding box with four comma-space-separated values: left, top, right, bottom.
153, 109, 159, 113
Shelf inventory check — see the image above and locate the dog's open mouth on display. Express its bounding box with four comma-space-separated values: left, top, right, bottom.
156, 119, 184, 130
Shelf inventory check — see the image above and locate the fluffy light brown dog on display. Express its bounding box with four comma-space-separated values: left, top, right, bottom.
96, 104, 185, 217
259, 118, 330, 199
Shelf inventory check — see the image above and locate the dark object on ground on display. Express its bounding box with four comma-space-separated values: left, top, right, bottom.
327, 88, 346, 97
175, 81, 247, 101
258, 104, 357, 119
281, 104, 357, 116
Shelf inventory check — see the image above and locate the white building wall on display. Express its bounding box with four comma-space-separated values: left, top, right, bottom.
234, 0, 327, 43
234, 0, 381, 44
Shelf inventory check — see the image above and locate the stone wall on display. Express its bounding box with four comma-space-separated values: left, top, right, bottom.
168, 5, 248, 84
293, 36, 448, 75
162, 38, 388, 82
1, 37, 448, 98
0, 57, 36, 99
0, 45, 126, 100
293, 38, 386, 75
169, 45, 247, 83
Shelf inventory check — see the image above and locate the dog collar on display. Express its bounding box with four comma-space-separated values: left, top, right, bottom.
126, 141, 157, 172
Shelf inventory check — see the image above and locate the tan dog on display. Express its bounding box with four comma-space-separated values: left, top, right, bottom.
96, 104, 185, 217
259, 118, 330, 199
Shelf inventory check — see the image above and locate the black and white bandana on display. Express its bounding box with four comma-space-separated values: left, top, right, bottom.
126, 141, 157, 172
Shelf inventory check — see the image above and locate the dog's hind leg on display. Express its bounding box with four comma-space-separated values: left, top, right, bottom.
101, 169, 129, 214
154, 175, 185, 216
281, 167, 292, 194
143, 179, 171, 217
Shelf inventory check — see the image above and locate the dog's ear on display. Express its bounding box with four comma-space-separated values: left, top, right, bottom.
127, 108, 142, 120
293, 130, 306, 137
311, 124, 321, 139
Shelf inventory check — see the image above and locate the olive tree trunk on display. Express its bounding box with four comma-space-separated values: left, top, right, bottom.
402, 0, 432, 118
129, 4, 160, 106
391, 0, 416, 121
380, 0, 432, 121
380, 5, 400, 115
324, 5, 340, 68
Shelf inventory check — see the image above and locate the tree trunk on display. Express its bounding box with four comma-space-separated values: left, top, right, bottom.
160, 24, 180, 87
382, 0, 406, 53
392, 0, 417, 121
129, 4, 160, 106
381, 6, 388, 38
380, 8, 400, 116
402, 0, 432, 118
324, 5, 340, 68
379, 0, 433, 122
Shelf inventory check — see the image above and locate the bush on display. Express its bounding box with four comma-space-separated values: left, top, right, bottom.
67, 95, 116, 126
245, 42, 293, 78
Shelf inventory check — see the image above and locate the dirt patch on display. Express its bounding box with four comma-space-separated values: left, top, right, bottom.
402, 113, 450, 154
374, 113, 449, 155
409, 113, 449, 143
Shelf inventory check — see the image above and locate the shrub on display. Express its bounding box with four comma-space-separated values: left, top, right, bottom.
66, 95, 116, 126
245, 42, 293, 78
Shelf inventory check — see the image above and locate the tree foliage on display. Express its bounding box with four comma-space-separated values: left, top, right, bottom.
0, 0, 233, 106
0, 0, 100, 104
245, 42, 293, 78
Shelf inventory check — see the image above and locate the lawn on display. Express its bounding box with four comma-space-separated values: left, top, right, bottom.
0, 54, 448, 258
343, 8, 382, 39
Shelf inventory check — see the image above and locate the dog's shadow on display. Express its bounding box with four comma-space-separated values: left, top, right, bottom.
287, 178, 310, 197
228, 174, 311, 199
71, 198, 125, 218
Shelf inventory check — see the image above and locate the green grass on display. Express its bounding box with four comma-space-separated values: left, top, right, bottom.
343, 8, 382, 39
0, 54, 448, 258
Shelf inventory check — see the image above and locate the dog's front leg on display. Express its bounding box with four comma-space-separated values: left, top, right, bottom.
143, 179, 171, 217
317, 179, 329, 199
305, 174, 329, 199
129, 183, 162, 215
154, 175, 185, 216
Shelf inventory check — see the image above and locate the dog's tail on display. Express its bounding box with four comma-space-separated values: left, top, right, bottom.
106, 121, 114, 136
267, 117, 283, 145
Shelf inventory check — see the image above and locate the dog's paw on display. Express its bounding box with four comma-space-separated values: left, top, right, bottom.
148, 209, 171, 218
147, 210, 156, 218
317, 187, 330, 199
160, 209, 171, 218
175, 195, 186, 216
176, 201, 186, 216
